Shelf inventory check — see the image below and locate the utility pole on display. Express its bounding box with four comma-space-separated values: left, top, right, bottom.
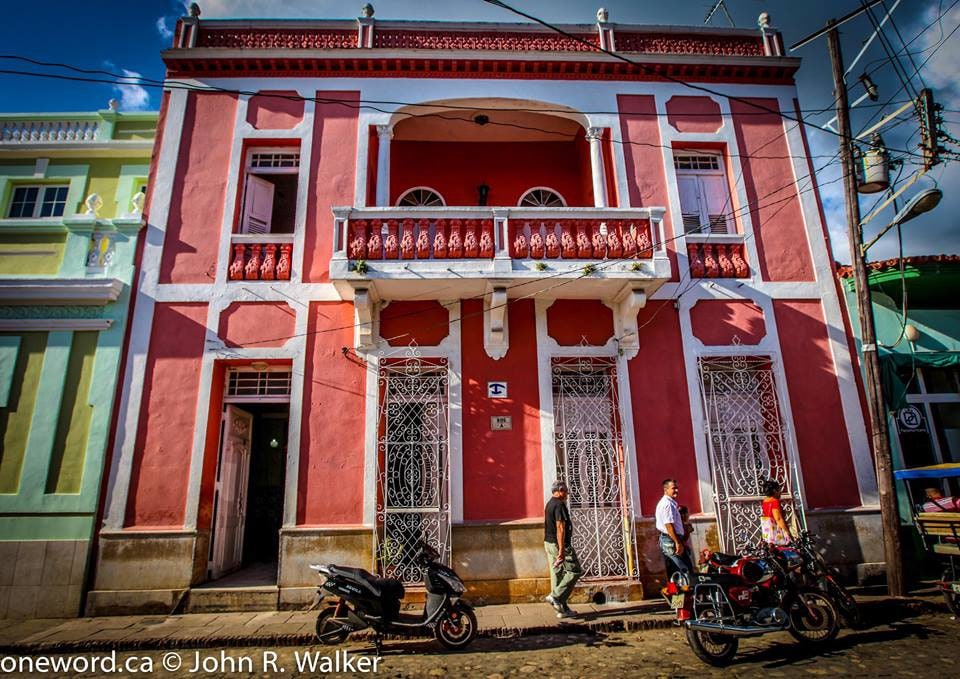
827, 21, 905, 596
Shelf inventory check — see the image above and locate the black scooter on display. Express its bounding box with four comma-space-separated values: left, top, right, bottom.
311, 542, 478, 652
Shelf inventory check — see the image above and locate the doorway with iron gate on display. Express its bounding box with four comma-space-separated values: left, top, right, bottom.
551, 356, 637, 581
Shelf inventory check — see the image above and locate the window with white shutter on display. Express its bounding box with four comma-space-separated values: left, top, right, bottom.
673, 153, 732, 235
238, 147, 300, 234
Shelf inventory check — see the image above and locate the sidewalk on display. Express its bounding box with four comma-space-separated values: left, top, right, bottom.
0, 600, 674, 655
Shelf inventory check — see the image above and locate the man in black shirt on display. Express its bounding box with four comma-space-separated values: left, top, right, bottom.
544, 480, 582, 618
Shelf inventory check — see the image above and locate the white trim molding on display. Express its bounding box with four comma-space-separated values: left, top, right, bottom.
0, 278, 124, 305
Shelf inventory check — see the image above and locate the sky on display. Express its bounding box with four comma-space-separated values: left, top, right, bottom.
0, 0, 956, 263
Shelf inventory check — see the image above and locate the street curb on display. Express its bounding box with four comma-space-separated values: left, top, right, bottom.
0, 597, 944, 656
0, 615, 677, 656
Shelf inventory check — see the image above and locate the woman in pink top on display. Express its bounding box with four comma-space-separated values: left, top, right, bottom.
760, 479, 793, 546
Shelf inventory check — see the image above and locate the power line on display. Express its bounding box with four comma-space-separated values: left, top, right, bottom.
0, 64, 936, 164
477, 0, 927, 158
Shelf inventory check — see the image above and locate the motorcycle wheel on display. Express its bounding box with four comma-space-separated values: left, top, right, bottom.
684, 627, 739, 667
315, 607, 350, 646
787, 590, 839, 644
821, 576, 862, 628
941, 569, 960, 617
434, 603, 478, 650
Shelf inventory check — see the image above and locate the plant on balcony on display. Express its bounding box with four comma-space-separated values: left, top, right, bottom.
630, 262, 642, 272
534, 261, 548, 271
352, 259, 369, 275
582, 264, 597, 276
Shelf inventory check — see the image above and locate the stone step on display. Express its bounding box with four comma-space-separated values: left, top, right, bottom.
185, 586, 279, 613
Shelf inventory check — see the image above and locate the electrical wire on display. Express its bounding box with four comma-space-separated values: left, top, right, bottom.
861, 0, 921, 103
477, 0, 930, 159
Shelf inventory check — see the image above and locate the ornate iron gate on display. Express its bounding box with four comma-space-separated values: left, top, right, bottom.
552, 357, 637, 580
696, 354, 804, 553
375, 353, 450, 584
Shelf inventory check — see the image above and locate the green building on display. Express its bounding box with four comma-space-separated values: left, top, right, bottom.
0, 102, 157, 618
838, 255, 960, 521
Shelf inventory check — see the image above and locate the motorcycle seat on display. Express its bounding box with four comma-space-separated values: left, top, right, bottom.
327, 565, 405, 602
709, 553, 741, 567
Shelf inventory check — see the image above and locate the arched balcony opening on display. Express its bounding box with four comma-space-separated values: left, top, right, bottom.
382, 99, 599, 208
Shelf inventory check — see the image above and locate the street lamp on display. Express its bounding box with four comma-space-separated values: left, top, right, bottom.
862, 188, 943, 253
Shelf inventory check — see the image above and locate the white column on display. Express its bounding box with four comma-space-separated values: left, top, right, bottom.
375, 124, 393, 207
586, 127, 609, 208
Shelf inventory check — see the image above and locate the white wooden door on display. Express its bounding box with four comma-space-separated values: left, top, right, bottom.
210, 405, 254, 579
242, 175, 275, 234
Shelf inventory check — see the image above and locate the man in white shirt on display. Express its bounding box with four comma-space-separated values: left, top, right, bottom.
655, 478, 693, 578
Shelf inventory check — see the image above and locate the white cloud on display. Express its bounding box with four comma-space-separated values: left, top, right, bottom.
914, 2, 960, 108
156, 16, 174, 40
112, 68, 151, 111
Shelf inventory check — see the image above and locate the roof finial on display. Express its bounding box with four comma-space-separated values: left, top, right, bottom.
596, 7, 609, 23
360, 3, 374, 18
189, 2, 201, 18
108, 98, 120, 111
758, 12, 771, 29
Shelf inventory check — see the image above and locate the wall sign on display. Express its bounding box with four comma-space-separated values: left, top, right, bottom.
487, 381, 508, 398
896, 405, 927, 434
491, 416, 512, 431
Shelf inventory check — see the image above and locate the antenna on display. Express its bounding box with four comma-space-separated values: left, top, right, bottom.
704, 0, 735, 27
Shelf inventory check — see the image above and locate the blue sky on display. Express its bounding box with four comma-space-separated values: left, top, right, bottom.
0, 0, 956, 262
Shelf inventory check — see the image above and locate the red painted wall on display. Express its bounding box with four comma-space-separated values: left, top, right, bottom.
666, 96, 723, 134
390, 140, 590, 207
246, 90, 304, 130
602, 129, 619, 208
461, 299, 543, 521
547, 299, 614, 346
197, 361, 226, 532
303, 91, 360, 282
125, 303, 208, 528
299, 302, 367, 524
629, 306, 701, 515
218, 301, 296, 348
689, 299, 766, 346
159, 92, 237, 284
618, 95, 679, 280
379, 300, 450, 346
730, 99, 815, 282
773, 300, 860, 508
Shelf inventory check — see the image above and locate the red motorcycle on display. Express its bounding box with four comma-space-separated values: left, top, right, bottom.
663, 543, 839, 666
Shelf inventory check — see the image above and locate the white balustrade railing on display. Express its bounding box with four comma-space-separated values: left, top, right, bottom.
1, 119, 100, 143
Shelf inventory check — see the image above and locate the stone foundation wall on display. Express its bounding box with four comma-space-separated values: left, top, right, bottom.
0, 540, 89, 618
86, 530, 202, 616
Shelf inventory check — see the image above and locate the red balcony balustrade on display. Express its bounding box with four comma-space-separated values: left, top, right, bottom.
348, 218, 497, 261
228, 238, 293, 281
509, 219, 654, 260
687, 241, 749, 279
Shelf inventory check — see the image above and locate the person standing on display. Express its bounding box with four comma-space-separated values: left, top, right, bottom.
760, 478, 794, 546
544, 480, 582, 619
656, 479, 693, 578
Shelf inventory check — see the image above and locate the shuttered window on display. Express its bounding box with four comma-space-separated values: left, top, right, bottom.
674, 153, 732, 235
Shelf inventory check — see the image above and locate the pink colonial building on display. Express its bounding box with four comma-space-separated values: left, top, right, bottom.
89, 5, 881, 613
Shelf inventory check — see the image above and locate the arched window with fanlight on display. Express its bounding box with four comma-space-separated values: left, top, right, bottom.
518, 187, 567, 208
397, 187, 446, 207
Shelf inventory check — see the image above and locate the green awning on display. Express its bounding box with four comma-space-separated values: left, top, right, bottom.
880, 350, 960, 409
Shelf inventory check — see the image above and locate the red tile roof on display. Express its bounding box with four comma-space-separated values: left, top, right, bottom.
836, 254, 960, 279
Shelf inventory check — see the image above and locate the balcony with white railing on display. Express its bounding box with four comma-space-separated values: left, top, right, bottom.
0, 108, 157, 148
329, 206, 671, 299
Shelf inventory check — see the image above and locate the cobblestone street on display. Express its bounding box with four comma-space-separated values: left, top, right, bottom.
6, 610, 957, 678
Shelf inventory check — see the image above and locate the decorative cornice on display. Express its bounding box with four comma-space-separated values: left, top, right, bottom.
165, 53, 797, 84
0, 279, 125, 306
